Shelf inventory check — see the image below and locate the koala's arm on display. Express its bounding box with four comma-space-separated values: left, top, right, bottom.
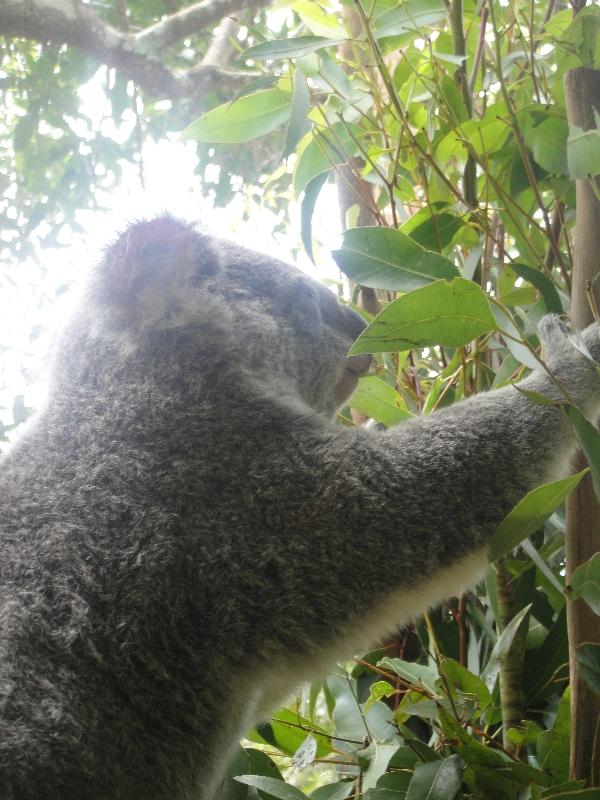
249, 319, 600, 657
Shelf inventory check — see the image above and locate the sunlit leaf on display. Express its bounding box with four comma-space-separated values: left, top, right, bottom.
349, 279, 496, 355
283, 69, 310, 158
567, 124, 600, 179
332, 226, 459, 291
373, 0, 446, 38
300, 171, 329, 262
293, 122, 361, 196
242, 36, 344, 60
182, 89, 291, 143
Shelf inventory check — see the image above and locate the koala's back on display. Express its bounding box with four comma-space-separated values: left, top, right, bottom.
2, 216, 600, 800
0, 215, 363, 798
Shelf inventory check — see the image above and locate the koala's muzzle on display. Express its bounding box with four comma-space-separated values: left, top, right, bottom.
334, 352, 371, 407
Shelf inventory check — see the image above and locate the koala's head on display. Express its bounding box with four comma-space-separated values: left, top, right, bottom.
69, 216, 370, 415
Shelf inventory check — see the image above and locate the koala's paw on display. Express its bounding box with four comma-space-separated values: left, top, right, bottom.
581, 321, 600, 364
538, 315, 600, 384
538, 314, 571, 357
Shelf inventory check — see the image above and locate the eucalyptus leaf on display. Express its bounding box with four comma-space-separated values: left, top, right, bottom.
567, 124, 600, 179
300, 171, 329, 263
332, 226, 458, 291
350, 376, 412, 427
242, 36, 344, 60
405, 755, 462, 800
378, 657, 438, 694
183, 89, 291, 144
234, 776, 306, 800
283, 70, 310, 159
488, 472, 588, 562
481, 604, 532, 692
565, 405, 600, 501
294, 122, 361, 196
349, 279, 496, 355
373, 0, 446, 38
570, 553, 600, 616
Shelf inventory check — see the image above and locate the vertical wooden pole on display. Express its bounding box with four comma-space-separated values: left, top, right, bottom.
564, 65, 600, 785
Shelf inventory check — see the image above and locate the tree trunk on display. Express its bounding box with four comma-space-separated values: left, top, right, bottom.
564, 65, 600, 786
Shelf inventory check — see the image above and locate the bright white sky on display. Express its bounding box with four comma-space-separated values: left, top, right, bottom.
0, 77, 344, 428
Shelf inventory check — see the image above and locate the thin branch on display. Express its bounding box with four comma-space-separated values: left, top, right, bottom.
135, 0, 263, 55
0, 0, 268, 100
468, 3, 488, 95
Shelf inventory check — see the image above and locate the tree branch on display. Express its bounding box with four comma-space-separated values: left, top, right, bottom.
134, 0, 258, 54
0, 0, 269, 100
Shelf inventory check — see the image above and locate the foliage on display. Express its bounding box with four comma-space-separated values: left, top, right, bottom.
4, 0, 600, 797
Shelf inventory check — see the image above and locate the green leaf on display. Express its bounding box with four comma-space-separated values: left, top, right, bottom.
362, 743, 401, 791
364, 680, 397, 713
350, 375, 412, 427
365, 771, 412, 798
292, 0, 347, 38
439, 658, 492, 712
541, 783, 586, 798
510, 263, 564, 314
349, 279, 496, 355
182, 89, 291, 144
507, 720, 544, 746
242, 36, 344, 60
252, 708, 331, 758
327, 675, 393, 741
405, 755, 462, 800
559, 4, 600, 68
331, 227, 459, 291
439, 75, 469, 124
378, 657, 438, 694
481, 604, 532, 692
300, 171, 329, 262
491, 305, 540, 370
524, 606, 569, 700
311, 783, 353, 800
519, 109, 569, 175
373, 0, 446, 39
545, 790, 600, 799
294, 122, 361, 196
219, 747, 282, 800
577, 643, 600, 694
283, 69, 310, 159
488, 472, 589, 562
547, 687, 571, 782
567, 124, 600, 179
570, 552, 600, 616
565, 406, 600, 501
400, 208, 464, 253
234, 776, 305, 800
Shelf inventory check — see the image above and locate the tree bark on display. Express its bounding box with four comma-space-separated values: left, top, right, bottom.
564, 65, 600, 786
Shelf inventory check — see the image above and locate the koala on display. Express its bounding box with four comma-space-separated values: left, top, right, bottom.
1, 216, 599, 800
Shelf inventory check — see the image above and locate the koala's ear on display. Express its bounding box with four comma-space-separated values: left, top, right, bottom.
102, 217, 194, 302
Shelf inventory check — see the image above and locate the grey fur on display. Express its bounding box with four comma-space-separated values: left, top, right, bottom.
1, 216, 599, 799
